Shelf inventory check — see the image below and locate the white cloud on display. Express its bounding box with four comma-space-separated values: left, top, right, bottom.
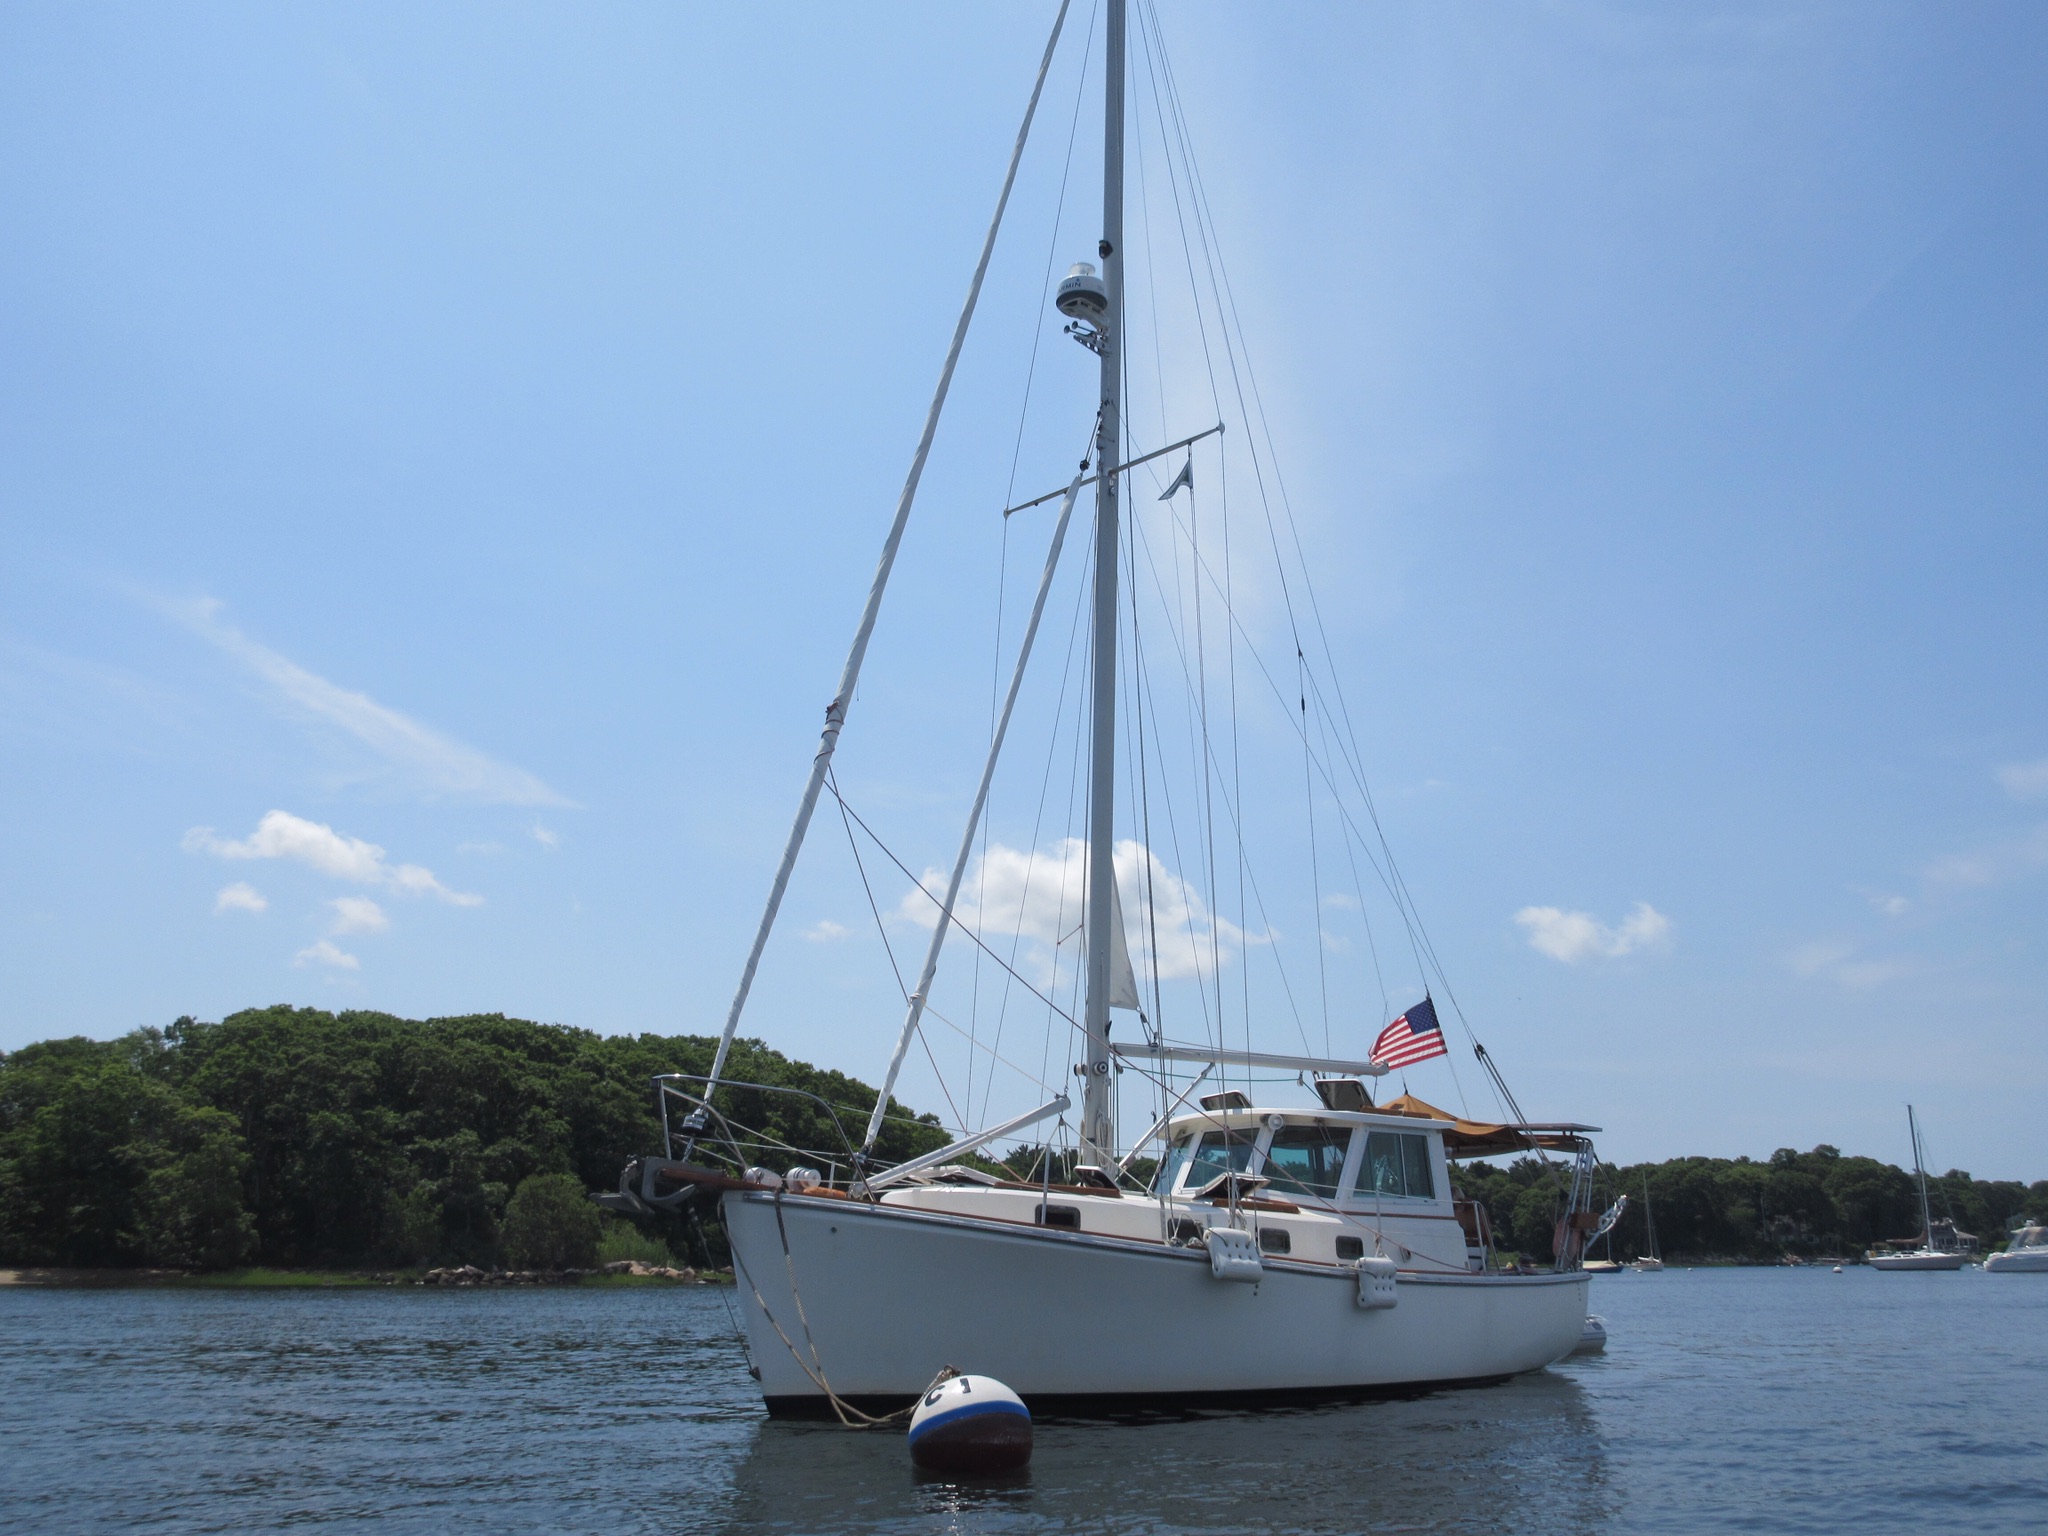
187, 810, 384, 880
294, 938, 360, 971
214, 882, 267, 915
1872, 893, 1909, 917
329, 896, 389, 934
1514, 901, 1672, 963
1788, 939, 1909, 990
184, 810, 482, 906
1997, 759, 2048, 800
163, 596, 570, 807
805, 919, 850, 943
532, 823, 560, 850
1925, 823, 2048, 889
895, 838, 1257, 985
1787, 940, 1853, 979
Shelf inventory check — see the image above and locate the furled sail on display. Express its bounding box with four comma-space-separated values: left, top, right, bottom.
1108, 875, 1141, 1013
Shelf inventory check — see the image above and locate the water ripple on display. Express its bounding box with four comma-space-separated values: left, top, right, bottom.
1, 1268, 2042, 1534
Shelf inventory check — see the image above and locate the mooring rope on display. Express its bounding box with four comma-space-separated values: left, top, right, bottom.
721, 1191, 958, 1429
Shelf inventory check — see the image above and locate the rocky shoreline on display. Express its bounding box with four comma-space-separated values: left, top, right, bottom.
417, 1260, 723, 1285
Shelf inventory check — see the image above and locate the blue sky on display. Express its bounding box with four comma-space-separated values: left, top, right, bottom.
3, 3, 2044, 1182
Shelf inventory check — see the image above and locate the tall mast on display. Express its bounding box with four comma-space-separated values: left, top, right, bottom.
1079, 0, 1127, 1167
1909, 1104, 1933, 1247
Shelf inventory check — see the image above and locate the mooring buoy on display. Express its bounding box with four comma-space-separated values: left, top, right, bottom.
906, 1373, 1031, 1474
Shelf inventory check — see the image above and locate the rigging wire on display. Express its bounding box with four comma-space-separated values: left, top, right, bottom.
897, 0, 1530, 1146
828, 766, 967, 1135
1125, 517, 1319, 1059
975, 507, 1096, 1128
1300, 647, 1332, 1055
826, 777, 1087, 1040
1138, 0, 1514, 1122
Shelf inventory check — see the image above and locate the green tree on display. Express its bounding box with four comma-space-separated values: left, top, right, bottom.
137, 1106, 257, 1269
0, 1039, 171, 1265
502, 1172, 604, 1270
1510, 1183, 1561, 1261
1823, 1156, 1918, 1247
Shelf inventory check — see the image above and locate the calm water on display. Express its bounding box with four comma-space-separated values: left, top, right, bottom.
2, 1268, 2043, 1534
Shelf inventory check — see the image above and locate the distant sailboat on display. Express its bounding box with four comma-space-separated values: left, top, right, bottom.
1867, 1106, 1967, 1272
1632, 1176, 1664, 1272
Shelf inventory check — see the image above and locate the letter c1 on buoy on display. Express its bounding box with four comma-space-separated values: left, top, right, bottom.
906, 1373, 1031, 1474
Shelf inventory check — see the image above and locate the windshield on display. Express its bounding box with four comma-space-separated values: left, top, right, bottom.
1262, 1123, 1351, 1199
1178, 1129, 1259, 1192
1155, 1136, 1195, 1196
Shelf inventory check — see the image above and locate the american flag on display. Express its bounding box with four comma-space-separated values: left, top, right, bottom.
1370, 997, 1447, 1070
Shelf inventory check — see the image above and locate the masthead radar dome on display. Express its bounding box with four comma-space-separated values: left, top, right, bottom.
1054, 262, 1108, 324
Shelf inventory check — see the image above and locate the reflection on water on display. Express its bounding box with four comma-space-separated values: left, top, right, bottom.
3, 1270, 2043, 1535
717, 1373, 1609, 1535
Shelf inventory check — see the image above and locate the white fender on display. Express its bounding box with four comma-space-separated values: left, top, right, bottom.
1204, 1227, 1264, 1282
1356, 1255, 1398, 1309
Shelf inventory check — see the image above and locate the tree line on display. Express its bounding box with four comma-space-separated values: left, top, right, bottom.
4, 1006, 2039, 1270
0, 1006, 946, 1271
1452, 1144, 2046, 1263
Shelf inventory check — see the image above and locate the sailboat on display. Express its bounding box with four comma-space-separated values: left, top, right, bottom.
1632, 1176, 1664, 1271
1867, 1105, 1968, 1271
1582, 1192, 1624, 1274
613, 0, 1605, 1416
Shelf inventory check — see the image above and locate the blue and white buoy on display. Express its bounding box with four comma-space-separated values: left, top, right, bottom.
906, 1373, 1031, 1474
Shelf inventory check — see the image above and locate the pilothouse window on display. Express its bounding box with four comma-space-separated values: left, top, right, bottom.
1261, 1124, 1350, 1199
1355, 1131, 1436, 1201
1156, 1136, 1196, 1196
1179, 1130, 1260, 1192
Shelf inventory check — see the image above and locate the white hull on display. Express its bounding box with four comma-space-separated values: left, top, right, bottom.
1867, 1250, 1968, 1271
1983, 1250, 2048, 1273
724, 1191, 1589, 1415
1632, 1257, 1664, 1272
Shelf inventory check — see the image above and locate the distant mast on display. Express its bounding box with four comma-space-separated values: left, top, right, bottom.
1080, 0, 1127, 1168
1908, 1103, 1934, 1247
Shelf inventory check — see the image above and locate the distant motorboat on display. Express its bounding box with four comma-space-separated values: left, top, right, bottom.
1571, 1315, 1608, 1355
1867, 1105, 1972, 1272
1984, 1224, 2048, 1274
